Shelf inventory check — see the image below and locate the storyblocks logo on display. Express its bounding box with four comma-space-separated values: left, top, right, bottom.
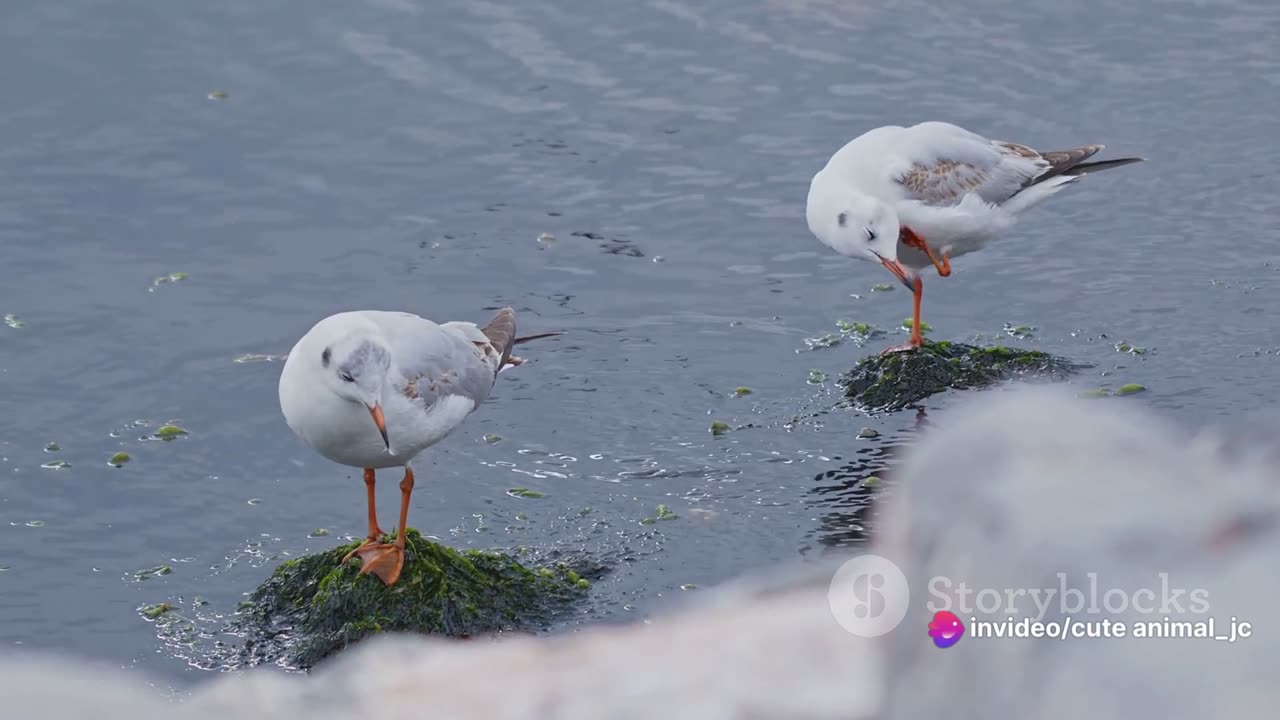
927, 572, 1211, 621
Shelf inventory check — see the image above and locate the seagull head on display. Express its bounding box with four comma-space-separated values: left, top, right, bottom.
320, 333, 393, 451
806, 184, 913, 290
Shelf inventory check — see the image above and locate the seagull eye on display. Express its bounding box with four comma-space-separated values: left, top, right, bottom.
339, 371, 355, 383
866, 228, 877, 242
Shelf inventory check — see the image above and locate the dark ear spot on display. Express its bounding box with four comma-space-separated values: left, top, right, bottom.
837, 212, 848, 228
321, 347, 331, 367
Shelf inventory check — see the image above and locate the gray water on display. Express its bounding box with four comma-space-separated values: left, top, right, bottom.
1, 0, 1277, 684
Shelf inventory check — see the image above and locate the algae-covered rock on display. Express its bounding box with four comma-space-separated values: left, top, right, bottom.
232, 529, 591, 670
839, 340, 1083, 412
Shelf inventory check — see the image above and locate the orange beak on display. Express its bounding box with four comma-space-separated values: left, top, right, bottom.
877, 255, 914, 290
367, 403, 389, 449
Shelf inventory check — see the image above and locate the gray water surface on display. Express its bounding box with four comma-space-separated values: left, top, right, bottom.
1, 0, 1277, 684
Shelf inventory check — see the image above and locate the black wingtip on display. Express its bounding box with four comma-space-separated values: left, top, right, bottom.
1062, 157, 1145, 176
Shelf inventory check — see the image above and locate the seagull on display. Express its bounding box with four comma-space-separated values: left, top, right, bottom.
277, 307, 559, 586
806, 121, 1142, 353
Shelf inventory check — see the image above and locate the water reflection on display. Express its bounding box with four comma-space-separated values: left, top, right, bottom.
806, 408, 929, 550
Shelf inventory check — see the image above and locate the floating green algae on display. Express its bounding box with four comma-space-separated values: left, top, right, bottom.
839, 340, 1084, 412
234, 353, 287, 364
207, 91, 229, 100
44, 442, 60, 453
142, 602, 173, 620
40, 460, 70, 470
108, 452, 132, 468
1115, 383, 1147, 396
710, 421, 730, 436
483, 434, 503, 444
836, 320, 884, 341
901, 318, 932, 334
150, 272, 189, 291
3, 313, 24, 329
153, 425, 188, 440
803, 333, 842, 350
507, 487, 545, 499
871, 283, 894, 292
807, 369, 827, 385
230, 529, 592, 669
732, 387, 752, 397
655, 504, 678, 521
1003, 322, 1036, 339
134, 565, 173, 581
1114, 341, 1148, 355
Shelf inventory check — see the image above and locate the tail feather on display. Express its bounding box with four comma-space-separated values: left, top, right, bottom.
480, 307, 518, 369
1020, 145, 1143, 194
1026, 144, 1104, 187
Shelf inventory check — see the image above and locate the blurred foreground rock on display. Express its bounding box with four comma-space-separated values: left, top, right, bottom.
4, 387, 1277, 719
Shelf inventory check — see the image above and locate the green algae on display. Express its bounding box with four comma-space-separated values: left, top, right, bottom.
142, 602, 173, 620
134, 565, 173, 580
150, 272, 189, 291
1003, 323, 1036, 339
803, 333, 842, 350
44, 442, 60, 453
234, 353, 287, 364
871, 283, 894, 292
4, 313, 25, 329
231, 529, 591, 669
108, 452, 131, 467
154, 425, 188, 441
507, 487, 545, 499
857, 427, 880, 439
732, 386, 752, 397
835, 320, 884, 341
40, 460, 70, 470
901, 318, 932, 334
1115, 383, 1147, 396
839, 340, 1084, 412
807, 369, 827, 385
655, 504, 678, 521
710, 421, 730, 436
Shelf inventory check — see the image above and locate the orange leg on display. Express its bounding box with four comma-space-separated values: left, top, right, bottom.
346, 466, 413, 586
901, 226, 951, 277
341, 469, 386, 563
880, 276, 926, 355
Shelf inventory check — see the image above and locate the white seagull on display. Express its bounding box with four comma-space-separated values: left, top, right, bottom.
278, 307, 559, 586
806, 121, 1142, 353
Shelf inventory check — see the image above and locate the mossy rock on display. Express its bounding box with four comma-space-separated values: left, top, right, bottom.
839, 340, 1084, 412
232, 529, 593, 669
